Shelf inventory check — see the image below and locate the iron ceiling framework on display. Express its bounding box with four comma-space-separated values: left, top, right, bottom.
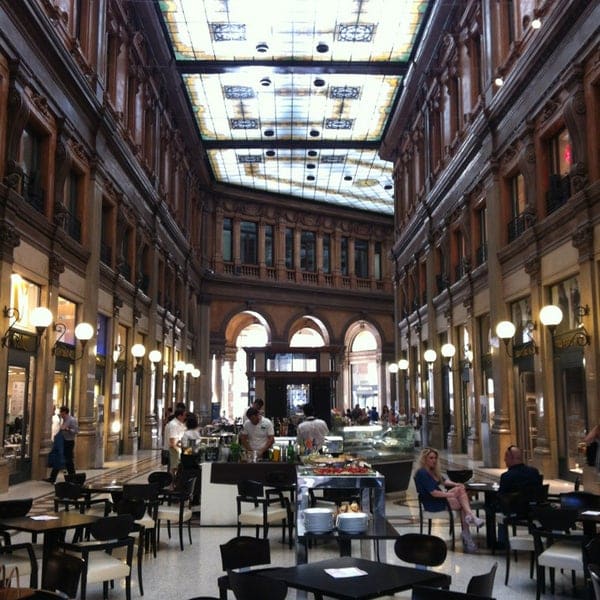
156, 0, 434, 215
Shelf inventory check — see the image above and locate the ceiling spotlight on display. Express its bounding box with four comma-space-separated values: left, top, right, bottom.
256, 42, 269, 53
316, 42, 329, 54
384, 184, 392, 190
260, 77, 272, 87
494, 77, 504, 87
344, 175, 352, 181
313, 78, 326, 87
309, 129, 320, 137
265, 150, 276, 157
306, 163, 316, 169
264, 129, 274, 137
531, 18, 541, 29
307, 175, 315, 181
307, 150, 318, 157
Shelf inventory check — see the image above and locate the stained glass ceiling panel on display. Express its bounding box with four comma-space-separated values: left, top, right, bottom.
156, 0, 434, 215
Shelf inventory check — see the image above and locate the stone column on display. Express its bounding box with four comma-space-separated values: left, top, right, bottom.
74, 174, 102, 469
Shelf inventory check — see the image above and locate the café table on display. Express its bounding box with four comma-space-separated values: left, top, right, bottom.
298, 515, 399, 562
260, 555, 451, 600
466, 481, 499, 548
0, 511, 98, 588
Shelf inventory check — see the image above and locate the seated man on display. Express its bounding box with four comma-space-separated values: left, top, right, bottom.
496, 445, 542, 547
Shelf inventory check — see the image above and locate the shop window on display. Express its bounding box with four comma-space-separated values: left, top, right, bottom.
240, 221, 257, 265
20, 128, 45, 213
264, 224, 273, 267
322, 234, 331, 274
222, 218, 232, 262
507, 173, 529, 241
300, 231, 316, 272
341, 237, 349, 276
355, 239, 368, 278
546, 128, 571, 214
285, 227, 294, 269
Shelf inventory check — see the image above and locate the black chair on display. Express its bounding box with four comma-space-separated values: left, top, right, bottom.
113, 498, 148, 596
0, 498, 34, 544
496, 489, 535, 585
412, 587, 495, 600
64, 473, 87, 485
588, 563, 600, 600
156, 475, 196, 550
227, 571, 287, 600
530, 505, 585, 600
57, 514, 136, 600
218, 536, 282, 600
53, 482, 110, 517
122, 483, 160, 557
394, 533, 449, 573
148, 471, 173, 501
446, 469, 473, 483
42, 552, 84, 599
0, 539, 38, 588
466, 561, 498, 596
415, 491, 456, 551
236, 480, 293, 547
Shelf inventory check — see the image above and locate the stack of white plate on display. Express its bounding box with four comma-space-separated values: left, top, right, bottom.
303, 507, 335, 533
336, 511, 369, 534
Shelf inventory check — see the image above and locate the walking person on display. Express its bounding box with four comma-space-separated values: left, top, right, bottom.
44, 406, 79, 483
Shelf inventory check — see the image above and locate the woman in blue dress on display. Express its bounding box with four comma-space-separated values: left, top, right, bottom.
414, 447, 484, 552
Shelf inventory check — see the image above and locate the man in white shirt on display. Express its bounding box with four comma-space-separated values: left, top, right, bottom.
297, 403, 329, 451
164, 407, 186, 472
240, 407, 274, 458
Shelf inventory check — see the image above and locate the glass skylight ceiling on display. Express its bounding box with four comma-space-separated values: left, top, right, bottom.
157, 0, 433, 215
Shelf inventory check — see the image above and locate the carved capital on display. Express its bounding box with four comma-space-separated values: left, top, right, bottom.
0, 221, 20, 260
572, 223, 593, 262
48, 253, 65, 285
524, 255, 541, 283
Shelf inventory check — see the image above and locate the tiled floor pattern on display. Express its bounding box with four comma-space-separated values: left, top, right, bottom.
2, 450, 589, 599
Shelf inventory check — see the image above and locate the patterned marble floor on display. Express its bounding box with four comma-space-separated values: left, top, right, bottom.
0, 450, 588, 599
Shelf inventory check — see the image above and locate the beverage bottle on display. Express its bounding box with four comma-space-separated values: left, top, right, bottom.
286, 440, 295, 463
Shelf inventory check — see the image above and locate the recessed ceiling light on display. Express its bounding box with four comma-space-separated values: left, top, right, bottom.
531, 18, 541, 29
264, 129, 274, 137
314, 78, 326, 87
309, 129, 320, 137
307, 175, 315, 181
260, 77, 272, 87
316, 43, 329, 54
265, 150, 276, 157
307, 150, 318, 157
256, 42, 269, 53
494, 77, 504, 87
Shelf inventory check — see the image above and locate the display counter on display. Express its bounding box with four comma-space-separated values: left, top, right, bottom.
335, 425, 414, 493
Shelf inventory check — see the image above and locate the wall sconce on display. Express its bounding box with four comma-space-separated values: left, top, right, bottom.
113, 344, 124, 364
191, 367, 201, 378
74, 322, 94, 359
423, 349, 437, 368
388, 363, 398, 375
131, 343, 146, 384
496, 320, 517, 357
398, 358, 409, 373
440, 343, 456, 363
2, 305, 53, 349
174, 360, 186, 375
540, 303, 590, 346
148, 349, 162, 371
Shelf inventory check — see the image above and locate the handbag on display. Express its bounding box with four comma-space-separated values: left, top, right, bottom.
161, 449, 170, 466
0, 565, 34, 600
